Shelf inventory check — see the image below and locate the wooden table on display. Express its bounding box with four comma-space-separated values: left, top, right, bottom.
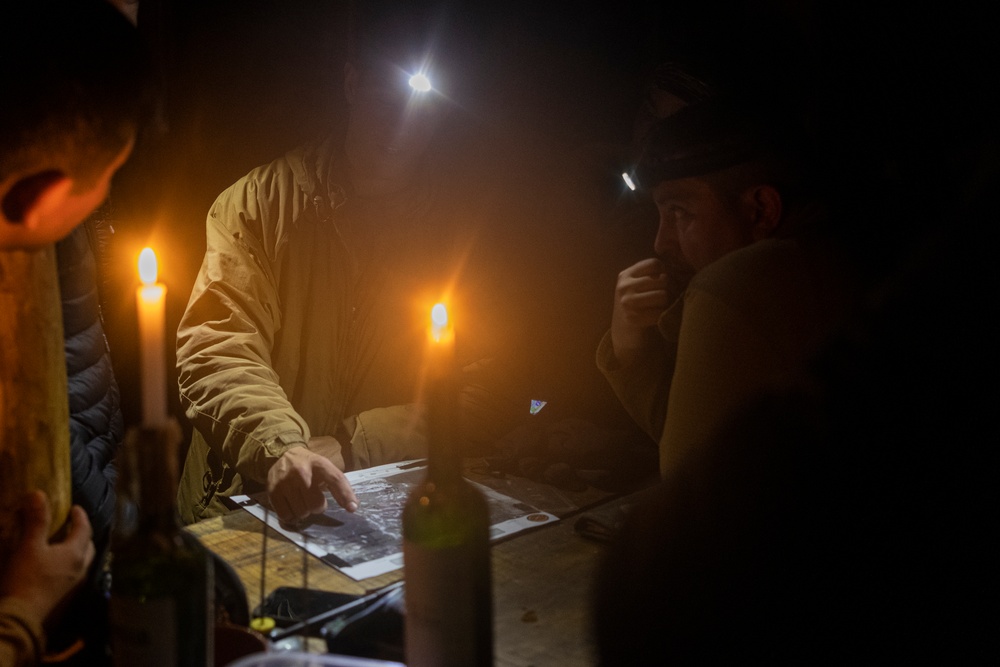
187, 464, 643, 667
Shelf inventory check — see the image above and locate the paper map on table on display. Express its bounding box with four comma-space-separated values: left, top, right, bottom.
231, 459, 559, 581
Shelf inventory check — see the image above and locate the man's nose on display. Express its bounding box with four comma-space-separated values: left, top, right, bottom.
653, 218, 679, 257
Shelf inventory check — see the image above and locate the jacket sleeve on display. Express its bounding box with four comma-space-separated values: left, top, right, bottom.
350, 404, 427, 469
596, 296, 683, 445
0, 597, 43, 667
176, 168, 312, 485
347, 353, 526, 468
596, 332, 672, 444
57, 221, 124, 559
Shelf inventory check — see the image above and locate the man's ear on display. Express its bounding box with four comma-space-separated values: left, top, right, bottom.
344, 61, 360, 105
742, 184, 783, 240
1, 171, 72, 227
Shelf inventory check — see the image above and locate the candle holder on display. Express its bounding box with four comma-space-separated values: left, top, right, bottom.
117, 420, 182, 509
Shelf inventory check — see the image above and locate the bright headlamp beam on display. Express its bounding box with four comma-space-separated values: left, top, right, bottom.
409, 72, 432, 92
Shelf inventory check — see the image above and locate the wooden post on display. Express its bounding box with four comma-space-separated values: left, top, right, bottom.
0, 245, 72, 567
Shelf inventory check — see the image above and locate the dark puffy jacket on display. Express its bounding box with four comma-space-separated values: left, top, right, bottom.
56, 219, 124, 557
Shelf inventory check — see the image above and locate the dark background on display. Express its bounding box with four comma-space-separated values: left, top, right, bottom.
100, 0, 994, 439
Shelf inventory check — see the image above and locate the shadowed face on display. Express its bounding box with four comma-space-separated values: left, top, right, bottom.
343, 62, 446, 198
652, 176, 754, 272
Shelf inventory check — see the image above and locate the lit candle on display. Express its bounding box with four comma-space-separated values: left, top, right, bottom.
428, 302, 456, 376
430, 303, 452, 345
136, 247, 167, 426
426, 301, 458, 464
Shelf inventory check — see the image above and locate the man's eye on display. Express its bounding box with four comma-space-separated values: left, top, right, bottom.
670, 208, 696, 230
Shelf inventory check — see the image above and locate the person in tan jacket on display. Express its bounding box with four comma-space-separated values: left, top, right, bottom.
175, 1, 519, 525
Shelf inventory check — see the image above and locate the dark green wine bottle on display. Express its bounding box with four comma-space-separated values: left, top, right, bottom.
109, 422, 214, 666
402, 304, 493, 667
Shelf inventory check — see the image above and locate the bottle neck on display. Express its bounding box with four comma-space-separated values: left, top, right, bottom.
136, 466, 180, 532
426, 364, 462, 482
121, 423, 183, 533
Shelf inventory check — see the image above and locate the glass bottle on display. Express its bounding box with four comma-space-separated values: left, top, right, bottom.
402, 303, 493, 667
109, 422, 214, 666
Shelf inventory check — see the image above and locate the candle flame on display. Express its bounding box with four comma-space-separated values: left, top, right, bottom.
138, 247, 158, 285
430, 302, 449, 342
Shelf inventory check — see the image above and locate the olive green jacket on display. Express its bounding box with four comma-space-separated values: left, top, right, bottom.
176, 133, 516, 524
598, 238, 853, 478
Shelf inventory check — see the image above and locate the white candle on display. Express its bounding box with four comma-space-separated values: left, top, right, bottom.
428, 302, 455, 371
425, 301, 457, 458
430, 302, 451, 345
136, 247, 167, 426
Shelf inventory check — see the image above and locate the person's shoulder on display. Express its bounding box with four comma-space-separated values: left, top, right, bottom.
222, 132, 336, 194
206, 161, 303, 237
213, 140, 320, 209
688, 238, 854, 337
690, 239, 806, 297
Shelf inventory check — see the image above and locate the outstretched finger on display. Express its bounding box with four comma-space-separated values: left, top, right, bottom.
315, 461, 358, 513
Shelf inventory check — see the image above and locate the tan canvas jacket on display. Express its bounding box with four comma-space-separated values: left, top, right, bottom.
175, 133, 519, 524
598, 238, 853, 479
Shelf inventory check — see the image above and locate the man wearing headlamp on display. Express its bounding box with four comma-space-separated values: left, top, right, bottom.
174, 1, 505, 525
597, 95, 858, 479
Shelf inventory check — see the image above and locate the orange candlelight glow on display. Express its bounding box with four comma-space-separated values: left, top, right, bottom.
430, 302, 451, 343
136, 247, 167, 426
426, 301, 457, 389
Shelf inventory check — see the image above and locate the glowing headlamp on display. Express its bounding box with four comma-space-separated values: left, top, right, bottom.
408, 72, 432, 93
621, 171, 637, 191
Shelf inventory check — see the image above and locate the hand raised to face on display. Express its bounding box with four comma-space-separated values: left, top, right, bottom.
610, 257, 671, 367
